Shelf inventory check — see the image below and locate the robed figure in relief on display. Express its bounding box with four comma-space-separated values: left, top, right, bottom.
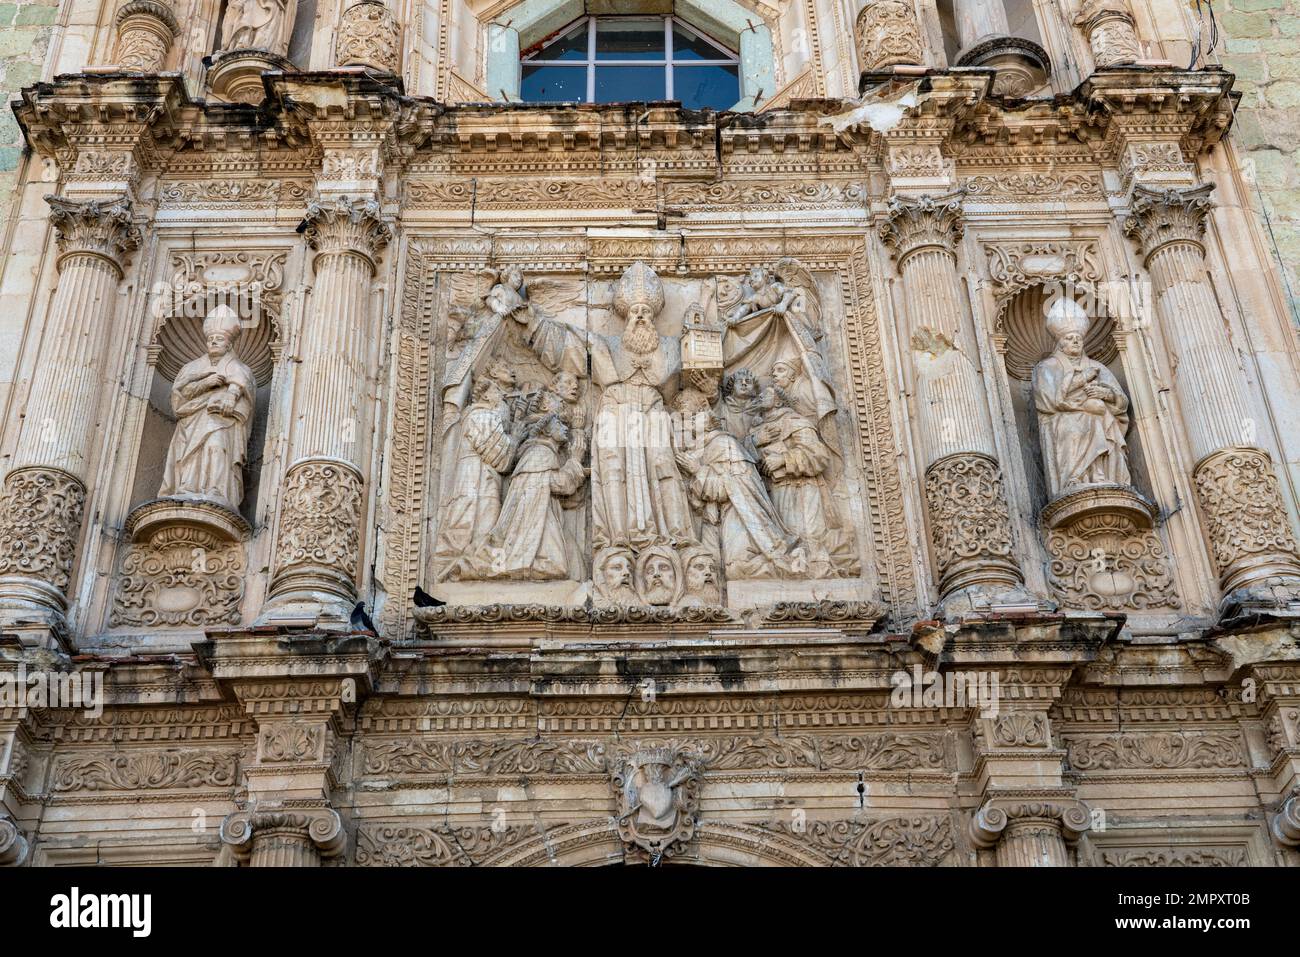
515, 261, 695, 552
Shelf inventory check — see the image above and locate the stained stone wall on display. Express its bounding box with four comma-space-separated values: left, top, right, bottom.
1217, 0, 1300, 303
1, 0, 1300, 869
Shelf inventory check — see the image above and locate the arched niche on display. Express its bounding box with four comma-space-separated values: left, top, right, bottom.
485, 0, 776, 109
995, 281, 1154, 513
132, 253, 284, 527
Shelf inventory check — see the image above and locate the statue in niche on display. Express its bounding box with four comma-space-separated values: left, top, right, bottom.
680, 546, 721, 606
432, 362, 518, 581
1032, 298, 1131, 498
220, 0, 290, 52
465, 413, 587, 581
748, 368, 859, 578
158, 306, 255, 512
512, 261, 695, 553
673, 388, 803, 580
594, 546, 639, 606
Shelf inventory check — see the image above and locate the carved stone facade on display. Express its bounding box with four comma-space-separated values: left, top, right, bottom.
0, 0, 1298, 870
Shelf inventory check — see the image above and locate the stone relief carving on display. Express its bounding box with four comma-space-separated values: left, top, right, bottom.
1076, 0, 1143, 68
762, 815, 956, 867
855, 0, 925, 71
114, 0, 179, 72
1100, 847, 1247, 867
219, 0, 292, 53
612, 747, 702, 863
50, 750, 239, 791
426, 260, 867, 611
1065, 732, 1246, 770
335, 0, 401, 72
0, 467, 86, 596
924, 453, 1016, 589
355, 822, 529, 866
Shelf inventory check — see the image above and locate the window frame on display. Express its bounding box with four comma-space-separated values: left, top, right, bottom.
521, 15, 741, 105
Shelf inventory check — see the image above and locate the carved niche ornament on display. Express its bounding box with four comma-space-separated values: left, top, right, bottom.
425, 260, 867, 614
1031, 299, 1175, 611
612, 747, 702, 863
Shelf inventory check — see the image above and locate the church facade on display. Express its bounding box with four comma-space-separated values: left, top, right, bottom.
1, 0, 1299, 867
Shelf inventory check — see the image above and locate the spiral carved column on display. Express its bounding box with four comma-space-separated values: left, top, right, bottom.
0, 196, 140, 623
265, 197, 390, 620
1125, 185, 1300, 615
880, 194, 1026, 610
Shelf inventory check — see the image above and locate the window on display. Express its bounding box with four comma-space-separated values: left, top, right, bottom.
520, 16, 741, 110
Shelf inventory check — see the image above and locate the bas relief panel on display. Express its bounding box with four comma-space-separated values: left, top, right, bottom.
421, 259, 875, 613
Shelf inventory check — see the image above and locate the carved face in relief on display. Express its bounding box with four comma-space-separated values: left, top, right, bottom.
684, 550, 719, 599
748, 266, 769, 289
637, 546, 680, 606
723, 368, 757, 402
551, 371, 580, 403
622, 302, 660, 356
206, 330, 235, 361
771, 359, 800, 391
1057, 331, 1085, 359
595, 547, 638, 604
486, 284, 524, 318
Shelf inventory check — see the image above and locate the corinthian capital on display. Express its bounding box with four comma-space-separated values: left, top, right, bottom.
301, 196, 392, 270
1123, 184, 1214, 262
879, 192, 965, 262
45, 195, 141, 273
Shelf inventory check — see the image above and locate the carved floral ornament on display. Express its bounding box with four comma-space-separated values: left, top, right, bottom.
45, 195, 142, 274
879, 192, 965, 261
113, 0, 179, 73
1123, 184, 1214, 262
0, 466, 87, 597
336, 0, 401, 73
855, 0, 925, 72
301, 196, 392, 268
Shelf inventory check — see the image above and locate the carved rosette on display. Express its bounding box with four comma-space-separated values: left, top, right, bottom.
969, 802, 1090, 867
1075, 0, 1142, 69
114, 0, 179, 72
46, 195, 141, 274
270, 459, 365, 604
0, 466, 87, 606
336, 1, 401, 73
855, 0, 924, 72
1193, 447, 1300, 601
220, 808, 345, 867
879, 193, 964, 263
302, 196, 392, 271
924, 453, 1020, 596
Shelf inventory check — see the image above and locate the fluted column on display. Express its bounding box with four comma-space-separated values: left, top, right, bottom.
264, 197, 390, 620
880, 194, 1025, 609
0, 196, 140, 622
1125, 185, 1300, 614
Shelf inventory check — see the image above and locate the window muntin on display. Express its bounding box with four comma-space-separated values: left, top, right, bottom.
520, 16, 741, 110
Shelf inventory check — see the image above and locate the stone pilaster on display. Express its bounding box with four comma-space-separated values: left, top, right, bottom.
0, 196, 141, 632
264, 197, 390, 621
1125, 186, 1300, 616
880, 194, 1027, 612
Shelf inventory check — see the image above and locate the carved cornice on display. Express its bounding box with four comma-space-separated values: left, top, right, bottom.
1123, 184, 1214, 263
45, 195, 141, 273
879, 192, 964, 262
